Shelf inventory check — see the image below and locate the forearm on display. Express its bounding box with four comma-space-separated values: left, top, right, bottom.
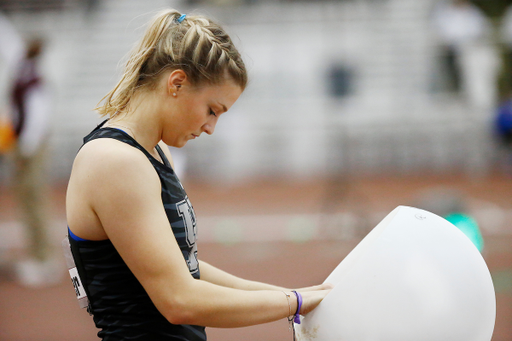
199, 260, 288, 291
156, 279, 295, 328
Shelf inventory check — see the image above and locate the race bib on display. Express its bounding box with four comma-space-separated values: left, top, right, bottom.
62, 237, 90, 310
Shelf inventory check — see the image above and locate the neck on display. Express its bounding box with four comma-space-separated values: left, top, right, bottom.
108, 91, 164, 154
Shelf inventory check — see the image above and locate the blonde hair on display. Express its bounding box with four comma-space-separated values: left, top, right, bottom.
96, 9, 247, 117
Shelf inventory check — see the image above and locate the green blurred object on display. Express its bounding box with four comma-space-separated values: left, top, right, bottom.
445, 213, 484, 252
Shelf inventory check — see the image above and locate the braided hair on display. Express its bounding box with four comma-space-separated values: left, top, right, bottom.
96, 9, 247, 117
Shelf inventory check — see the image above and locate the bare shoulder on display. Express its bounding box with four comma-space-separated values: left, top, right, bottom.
69, 138, 161, 198
67, 138, 161, 240
76, 137, 146, 163
74, 138, 154, 175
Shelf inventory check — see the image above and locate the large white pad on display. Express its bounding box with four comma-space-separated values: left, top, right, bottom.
296, 206, 495, 341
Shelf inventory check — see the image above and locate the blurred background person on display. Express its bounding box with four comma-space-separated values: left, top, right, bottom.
0, 11, 60, 287
493, 96, 512, 173
431, 0, 500, 112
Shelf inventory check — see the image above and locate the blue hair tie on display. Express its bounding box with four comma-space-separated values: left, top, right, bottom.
177, 14, 186, 23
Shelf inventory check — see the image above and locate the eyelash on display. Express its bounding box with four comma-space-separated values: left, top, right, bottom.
209, 109, 217, 117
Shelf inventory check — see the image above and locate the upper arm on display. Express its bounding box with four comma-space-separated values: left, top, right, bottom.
69, 139, 195, 310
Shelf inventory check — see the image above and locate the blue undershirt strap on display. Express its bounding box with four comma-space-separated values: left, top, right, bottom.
68, 226, 90, 242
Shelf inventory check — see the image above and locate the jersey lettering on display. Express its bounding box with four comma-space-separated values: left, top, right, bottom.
177, 197, 199, 273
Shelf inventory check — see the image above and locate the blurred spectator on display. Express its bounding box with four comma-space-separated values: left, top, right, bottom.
432, 0, 499, 111
495, 98, 512, 146
0, 12, 60, 287
493, 97, 512, 173
10, 38, 60, 287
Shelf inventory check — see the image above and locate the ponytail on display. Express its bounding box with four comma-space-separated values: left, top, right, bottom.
96, 9, 247, 117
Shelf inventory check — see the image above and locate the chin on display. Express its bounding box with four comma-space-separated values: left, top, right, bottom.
174, 140, 187, 148
162, 138, 185, 148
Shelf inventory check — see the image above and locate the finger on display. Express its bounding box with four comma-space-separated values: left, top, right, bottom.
295, 284, 327, 292
322, 282, 335, 290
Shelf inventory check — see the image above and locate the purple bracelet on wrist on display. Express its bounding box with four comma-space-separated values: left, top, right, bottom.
292, 291, 302, 324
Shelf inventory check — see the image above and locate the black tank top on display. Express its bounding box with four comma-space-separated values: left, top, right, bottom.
68, 121, 206, 341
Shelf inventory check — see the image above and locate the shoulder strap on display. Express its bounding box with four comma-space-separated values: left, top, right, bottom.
82, 119, 108, 145
155, 144, 172, 168
82, 121, 173, 170
84, 126, 142, 152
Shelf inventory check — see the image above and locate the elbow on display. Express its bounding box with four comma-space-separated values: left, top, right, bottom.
147, 279, 205, 326
165, 309, 196, 326
160, 296, 201, 326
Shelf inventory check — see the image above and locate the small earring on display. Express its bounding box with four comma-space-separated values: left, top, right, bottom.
172, 93, 177, 97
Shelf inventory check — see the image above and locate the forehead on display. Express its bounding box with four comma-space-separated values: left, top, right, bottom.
194, 80, 243, 104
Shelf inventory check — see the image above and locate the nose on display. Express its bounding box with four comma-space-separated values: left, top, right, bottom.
203, 116, 218, 135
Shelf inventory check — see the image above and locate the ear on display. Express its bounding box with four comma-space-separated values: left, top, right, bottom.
167, 69, 187, 94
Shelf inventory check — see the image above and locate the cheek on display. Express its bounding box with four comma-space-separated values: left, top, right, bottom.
189, 109, 207, 127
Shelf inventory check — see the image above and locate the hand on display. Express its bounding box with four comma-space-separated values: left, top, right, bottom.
295, 282, 334, 292
296, 283, 334, 316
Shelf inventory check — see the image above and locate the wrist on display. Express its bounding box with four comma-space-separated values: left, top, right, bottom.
282, 291, 297, 319
292, 290, 302, 324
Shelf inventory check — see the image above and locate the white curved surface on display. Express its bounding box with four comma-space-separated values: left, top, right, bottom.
296, 206, 496, 341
